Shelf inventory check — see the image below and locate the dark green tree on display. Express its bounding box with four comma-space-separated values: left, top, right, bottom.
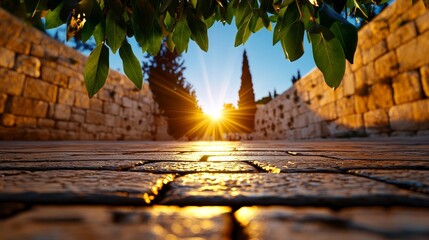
237, 50, 257, 133
143, 44, 203, 139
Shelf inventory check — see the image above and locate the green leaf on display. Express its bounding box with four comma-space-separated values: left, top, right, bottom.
93, 16, 105, 45
187, 12, 209, 52
45, 2, 65, 29
319, 4, 357, 63
273, 3, 299, 45
330, 21, 357, 63
281, 21, 305, 61
173, 18, 192, 54
310, 27, 345, 89
119, 40, 143, 89
235, 20, 251, 46
106, 10, 126, 53
147, 20, 163, 55
84, 44, 110, 98
80, 0, 102, 42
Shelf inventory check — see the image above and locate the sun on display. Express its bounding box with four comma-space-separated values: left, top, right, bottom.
204, 106, 223, 121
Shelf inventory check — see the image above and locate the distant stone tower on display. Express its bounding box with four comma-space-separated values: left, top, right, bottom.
237, 50, 257, 133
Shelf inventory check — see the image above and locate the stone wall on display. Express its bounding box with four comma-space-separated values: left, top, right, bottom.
254, 0, 429, 139
0, 8, 170, 140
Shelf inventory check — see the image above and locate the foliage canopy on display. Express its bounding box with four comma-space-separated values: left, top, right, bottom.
2, 0, 400, 97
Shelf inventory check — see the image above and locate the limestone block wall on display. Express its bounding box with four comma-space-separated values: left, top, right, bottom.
254, 0, 429, 139
0, 8, 170, 140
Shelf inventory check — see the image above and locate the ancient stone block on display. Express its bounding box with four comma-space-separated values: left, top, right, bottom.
89, 98, 103, 112
318, 102, 337, 121
397, 31, 429, 72
342, 73, 355, 96
351, 47, 362, 72
0, 93, 7, 113
103, 102, 120, 115
71, 113, 85, 123
23, 77, 58, 102
0, 47, 15, 68
68, 76, 85, 92
362, 62, 376, 85
105, 114, 115, 127
51, 104, 71, 120
14, 116, 37, 128
387, 21, 417, 50
14, 55, 41, 78
122, 97, 134, 108
354, 95, 368, 114
30, 43, 44, 58
389, 103, 418, 131
374, 51, 399, 82
421, 66, 429, 97
367, 83, 394, 110
58, 88, 75, 106
364, 109, 390, 134
74, 92, 90, 109
416, 11, 429, 33
10, 97, 48, 118
1, 114, 15, 127
392, 71, 423, 104
41, 66, 69, 88
0, 69, 25, 95
336, 96, 355, 117
6, 38, 31, 55
389, 0, 427, 31
37, 118, 55, 128
86, 110, 104, 125
411, 99, 429, 130
362, 40, 387, 65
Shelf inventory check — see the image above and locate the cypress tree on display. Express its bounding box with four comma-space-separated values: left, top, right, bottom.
237, 50, 257, 133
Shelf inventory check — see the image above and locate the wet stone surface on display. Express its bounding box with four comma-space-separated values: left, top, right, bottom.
350, 169, 429, 193
0, 138, 428, 239
0, 206, 232, 240
235, 206, 429, 240
0, 160, 145, 171
0, 170, 175, 204
131, 161, 257, 173
249, 159, 429, 173
160, 172, 429, 207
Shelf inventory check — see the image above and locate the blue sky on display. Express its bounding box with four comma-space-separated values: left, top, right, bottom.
180, 22, 316, 112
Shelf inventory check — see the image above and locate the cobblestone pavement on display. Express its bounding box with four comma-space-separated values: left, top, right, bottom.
1, 137, 429, 239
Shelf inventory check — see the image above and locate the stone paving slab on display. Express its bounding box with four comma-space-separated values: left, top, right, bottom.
350, 169, 429, 193
0, 170, 175, 205
249, 159, 429, 173
0, 160, 145, 171
160, 173, 429, 207
235, 206, 429, 240
0, 206, 232, 240
131, 161, 257, 173
0, 152, 202, 161
0, 138, 428, 239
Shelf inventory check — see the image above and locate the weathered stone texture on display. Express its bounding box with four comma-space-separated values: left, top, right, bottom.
23, 77, 58, 102
14, 55, 41, 77
397, 30, 429, 72
0, 93, 7, 113
0, 47, 15, 68
58, 88, 75, 106
364, 109, 390, 134
0, 69, 25, 95
10, 97, 48, 118
392, 71, 423, 105
421, 66, 429, 97
416, 11, 429, 33
367, 83, 394, 110
387, 21, 417, 50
